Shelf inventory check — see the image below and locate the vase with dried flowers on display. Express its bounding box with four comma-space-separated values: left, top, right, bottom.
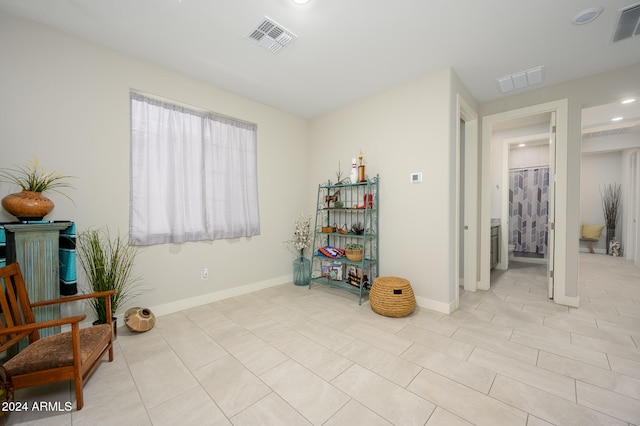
600, 183, 621, 254
287, 214, 312, 286
0, 156, 75, 220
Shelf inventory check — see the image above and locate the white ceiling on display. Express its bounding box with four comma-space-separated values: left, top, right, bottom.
1, 0, 639, 119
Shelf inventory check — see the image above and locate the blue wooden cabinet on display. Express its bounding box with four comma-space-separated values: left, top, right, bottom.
4, 222, 72, 338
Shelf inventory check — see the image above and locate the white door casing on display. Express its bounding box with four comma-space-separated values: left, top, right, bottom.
456, 95, 479, 298
548, 112, 556, 299
481, 99, 572, 307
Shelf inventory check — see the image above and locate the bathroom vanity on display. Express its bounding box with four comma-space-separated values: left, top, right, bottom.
491, 219, 500, 269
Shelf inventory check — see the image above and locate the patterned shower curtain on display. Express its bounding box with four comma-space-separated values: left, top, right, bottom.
509, 167, 549, 254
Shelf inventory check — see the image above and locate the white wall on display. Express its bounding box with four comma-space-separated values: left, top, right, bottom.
490, 123, 549, 218
308, 68, 477, 313
0, 14, 310, 316
510, 145, 549, 170
580, 151, 623, 253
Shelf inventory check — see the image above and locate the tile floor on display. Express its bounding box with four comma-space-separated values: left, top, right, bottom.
5, 253, 640, 425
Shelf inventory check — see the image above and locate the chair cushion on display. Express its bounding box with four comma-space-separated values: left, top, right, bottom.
3, 324, 111, 376
580, 224, 604, 240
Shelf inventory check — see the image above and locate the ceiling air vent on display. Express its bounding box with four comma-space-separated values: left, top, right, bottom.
247, 17, 297, 54
582, 127, 634, 139
612, 2, 640, 42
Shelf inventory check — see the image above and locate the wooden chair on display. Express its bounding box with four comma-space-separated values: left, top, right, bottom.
580, 224, 604, 254
0, 262, 114, 410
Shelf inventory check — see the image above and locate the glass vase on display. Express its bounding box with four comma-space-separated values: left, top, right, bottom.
293, 256, 311, 286
606, 227, 615, 255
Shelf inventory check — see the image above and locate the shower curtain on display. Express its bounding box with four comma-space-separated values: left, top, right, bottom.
509, 167, 549, 255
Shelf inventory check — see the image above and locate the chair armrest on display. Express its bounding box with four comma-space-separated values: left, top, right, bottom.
29, 290, 116, 308
0, 315, 86, 337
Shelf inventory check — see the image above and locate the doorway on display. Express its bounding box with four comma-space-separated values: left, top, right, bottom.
504, 129, 551, 266
492, 113, 554, 300
581, 101, 640, 262
481, 100, 573, 306
455, 95, 478, 307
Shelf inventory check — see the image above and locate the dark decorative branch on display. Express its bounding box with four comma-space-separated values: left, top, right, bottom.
600, 183, 621, 230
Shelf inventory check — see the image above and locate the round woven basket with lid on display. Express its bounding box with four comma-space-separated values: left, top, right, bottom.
369, 276, 416, 317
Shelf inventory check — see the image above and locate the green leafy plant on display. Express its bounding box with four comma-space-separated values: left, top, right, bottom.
77, 228, 144, 324
345, 243, 362, 251
0, 156, 75, 200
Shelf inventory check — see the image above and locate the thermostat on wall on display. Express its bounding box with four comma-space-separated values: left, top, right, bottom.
410, 172, 422, 183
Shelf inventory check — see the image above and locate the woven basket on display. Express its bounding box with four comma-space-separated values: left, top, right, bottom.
345, 249, 362, 262
369, 276, 416, 317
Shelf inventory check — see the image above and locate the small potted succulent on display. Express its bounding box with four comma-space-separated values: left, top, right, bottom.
350, 222, 364, 235
345, 243, 363, 262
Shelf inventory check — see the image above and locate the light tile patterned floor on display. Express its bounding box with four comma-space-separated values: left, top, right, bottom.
5, 253, 640, 425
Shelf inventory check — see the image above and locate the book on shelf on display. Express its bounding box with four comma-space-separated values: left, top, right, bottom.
321, 260, 343, 281
347, 265, 361, 287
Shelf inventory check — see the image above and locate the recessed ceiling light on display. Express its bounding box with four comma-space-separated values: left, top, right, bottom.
292, 0, 310, 4
621, 98, 636, 104
519, 144, 526, 147
611, 116, 624, 121
572, 7, 604, 25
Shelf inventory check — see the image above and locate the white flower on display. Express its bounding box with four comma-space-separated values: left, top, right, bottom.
288, 214, 312, 256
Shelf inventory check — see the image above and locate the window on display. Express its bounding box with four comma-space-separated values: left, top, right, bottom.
130, 92, 260, 245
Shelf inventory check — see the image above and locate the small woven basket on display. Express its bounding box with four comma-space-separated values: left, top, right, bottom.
369, 276, 416, 317
345, 249, 362, 262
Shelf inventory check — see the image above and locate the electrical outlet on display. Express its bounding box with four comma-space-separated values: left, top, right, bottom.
201, 268, 209, 281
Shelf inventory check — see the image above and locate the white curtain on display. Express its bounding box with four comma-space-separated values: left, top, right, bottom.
130, 92, 260, 245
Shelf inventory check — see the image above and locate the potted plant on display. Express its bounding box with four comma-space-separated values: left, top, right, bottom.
350, 222, 364, 235
345, 243, 363, 262
77, 228, 143, 335
0, 156, 75, 220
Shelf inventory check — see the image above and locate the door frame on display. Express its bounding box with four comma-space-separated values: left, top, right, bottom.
627, 150, 640, 266
455, 95, 479, 301
500, 131, 550, 271
480, 99, 576, 306
547, 111, 557, 299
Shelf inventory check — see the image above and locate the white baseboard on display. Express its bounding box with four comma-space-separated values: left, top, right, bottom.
147, 274, 292, 318
579, 247, 606, 254
415, 295, 457, 314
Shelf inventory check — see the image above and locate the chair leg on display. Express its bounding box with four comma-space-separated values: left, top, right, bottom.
588, 241, 594, 254
75, 380, 83, 410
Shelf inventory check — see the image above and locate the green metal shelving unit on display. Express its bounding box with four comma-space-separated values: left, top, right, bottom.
309, 175, 379, 304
